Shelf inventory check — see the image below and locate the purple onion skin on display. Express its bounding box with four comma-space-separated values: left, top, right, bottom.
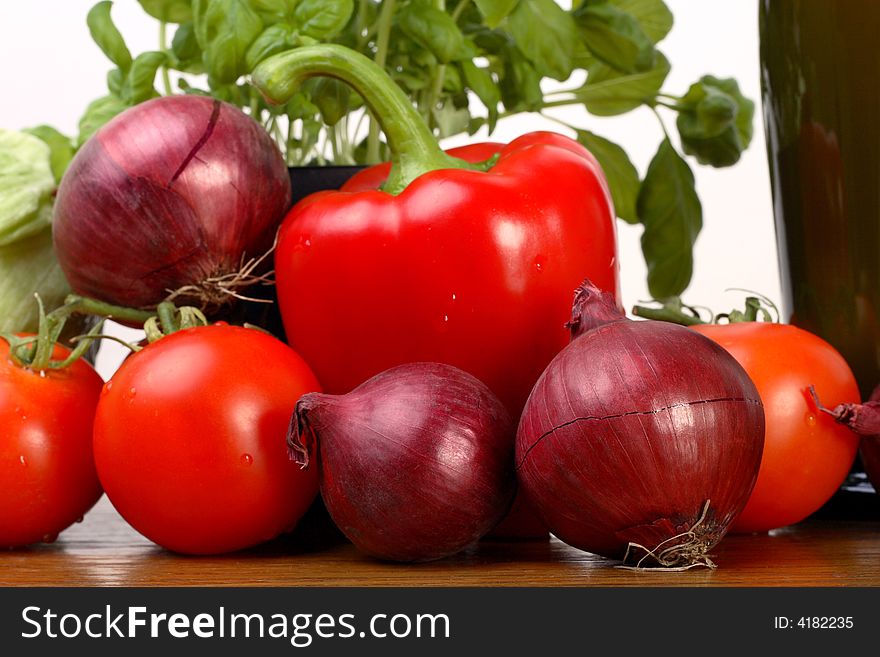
516, 282, 765, 564
292, 362, 516, 562
53, 96, 291, 311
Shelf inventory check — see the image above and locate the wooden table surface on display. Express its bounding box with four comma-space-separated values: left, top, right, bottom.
2, 496, 879, 588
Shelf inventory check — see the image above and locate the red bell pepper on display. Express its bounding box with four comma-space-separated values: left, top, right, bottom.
254, 45, 619, 537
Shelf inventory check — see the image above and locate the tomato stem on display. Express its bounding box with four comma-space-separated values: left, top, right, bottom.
632, 298, 708, 326
144, 303, 209, 343
634, 292, 780, 326
62, 295, 155, 325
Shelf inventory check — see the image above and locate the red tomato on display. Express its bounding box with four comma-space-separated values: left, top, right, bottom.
93, 325, 320, 554
0, 338, 103, 547
691, 323, 860, 533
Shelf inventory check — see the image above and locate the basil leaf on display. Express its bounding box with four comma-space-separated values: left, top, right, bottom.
575, 3, 655, 73
676, 75, 755, 167
22, 126, 74, 185
637, 139, 702, 298
577, 130, 640, 224
499, 47, 543, 112
577, 51, 669, 115
87, 1, 133, 72
171, 23, 202, 66
508, 0, 577, 80
610, 0, 672, 44
0, 130, 55, 246
432, 102, 471, 139
245, 23, 296, 70
442, 67, 464, 94
400, 1, 469, 64
77, 95, 130, 147
308, 78, 355, 126
294, 0, 354, 40
461, 61, 500, 131
123, 51, 167, 104
193, 0, 263, 84
474, 0, 519, 28
107, 67, 125, 96
138, 0, 193, 23
248, 0, 290, 22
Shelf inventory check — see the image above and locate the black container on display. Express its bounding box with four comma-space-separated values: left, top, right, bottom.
230, 165, 364, 337
289, 165, 365, 205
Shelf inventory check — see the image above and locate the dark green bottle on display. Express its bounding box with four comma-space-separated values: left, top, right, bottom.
761, 0, 880, 398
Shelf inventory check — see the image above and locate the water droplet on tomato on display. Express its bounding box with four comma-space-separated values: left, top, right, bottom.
433, 311, 452, 334
534, 255, 547, 272
241, 453, 254, 466
294, 234, 312, 252
19, 455, 27, 467
806, 414, 817, 427
75, 516, 84, 523
106, 381, 114, 392
38, 370, 47, 379
41, 533, 57, 544
451, 293, 457, 302
129, 387, 137, 398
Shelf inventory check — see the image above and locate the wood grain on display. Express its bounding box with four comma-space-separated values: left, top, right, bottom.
2, 498, 878, 587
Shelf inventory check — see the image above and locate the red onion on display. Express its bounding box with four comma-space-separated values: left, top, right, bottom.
516, 281, 765, 568
811, 384, 880, 495
53, 96, 291, 312
289, 362, 515, 562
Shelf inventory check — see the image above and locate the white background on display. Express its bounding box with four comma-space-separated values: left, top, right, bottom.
0, 1, 779, 378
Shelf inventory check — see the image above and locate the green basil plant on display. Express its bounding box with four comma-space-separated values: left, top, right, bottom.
21, 0, 755, 301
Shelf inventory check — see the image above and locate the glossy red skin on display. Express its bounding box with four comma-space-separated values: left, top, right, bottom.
692, 323, 861, 533
93, 325, 320, 554
0, 339, 103, 547
275, 132, 619, 416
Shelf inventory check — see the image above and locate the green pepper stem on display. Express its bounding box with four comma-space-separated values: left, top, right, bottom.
252, 44, 473, 195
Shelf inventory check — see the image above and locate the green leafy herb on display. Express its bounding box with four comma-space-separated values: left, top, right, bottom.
577, 52, 670, 116
193, 0, 263, 84
474, 0, 519, 28
508, 0, 577, 80
138, 0, 193, 23
675, 75, 755, 167
76, 95, 129, 147
575, 3, 655, 73
294, 0, 354, 40
577, 129, 640, 224
400, 1, 470, 64
610, 0, 673, 44
123, 51, 167, 104
638, 139, 702, 298
87, 1, 133, 72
